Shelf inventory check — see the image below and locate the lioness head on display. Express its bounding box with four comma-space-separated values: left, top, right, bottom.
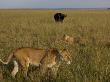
60, 49, 72, 65
63, 34, 74, 44
63, 34, 70, 41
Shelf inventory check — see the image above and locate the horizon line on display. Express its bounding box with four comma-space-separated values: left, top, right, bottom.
0, 7, 109, 10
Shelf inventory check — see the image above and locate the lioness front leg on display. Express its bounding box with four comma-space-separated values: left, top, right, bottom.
40, 64, 48, 76
51, 67, 59, 78
51, 65, 60, 78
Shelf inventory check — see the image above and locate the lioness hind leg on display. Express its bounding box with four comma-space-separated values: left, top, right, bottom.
22, 61, 29, 78
11, 60, 19, 78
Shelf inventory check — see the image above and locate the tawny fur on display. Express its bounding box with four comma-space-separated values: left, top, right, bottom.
0, 48, 72, 78
63, 34, 80, 44
63, 34, 87, 45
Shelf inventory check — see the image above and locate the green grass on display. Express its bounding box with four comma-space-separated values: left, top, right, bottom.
0, 9, 110, 82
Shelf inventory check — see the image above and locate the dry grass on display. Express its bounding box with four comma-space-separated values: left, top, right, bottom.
0, 9, 110, 82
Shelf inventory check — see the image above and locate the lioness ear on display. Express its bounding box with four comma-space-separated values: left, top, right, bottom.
63, 34, 67, 38
62, 48, 67, 52
63, 48, 67, 51
60, 48, 66, 53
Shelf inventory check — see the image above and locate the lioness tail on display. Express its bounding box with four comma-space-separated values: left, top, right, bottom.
0, 53, 13, 64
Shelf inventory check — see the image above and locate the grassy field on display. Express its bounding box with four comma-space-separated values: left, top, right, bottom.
0, 9, 110, 82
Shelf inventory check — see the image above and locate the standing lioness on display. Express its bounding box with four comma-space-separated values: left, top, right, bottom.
0, 48, 72, 78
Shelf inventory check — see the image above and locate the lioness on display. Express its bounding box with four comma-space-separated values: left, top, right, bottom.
63, 34, 87, 45
63, 34, 81, 44
0, 48, 72, 78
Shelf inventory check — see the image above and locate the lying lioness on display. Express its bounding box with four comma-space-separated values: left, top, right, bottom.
0, 48, 72, 78
63, 34, 87, 45
63, 34, 81, 44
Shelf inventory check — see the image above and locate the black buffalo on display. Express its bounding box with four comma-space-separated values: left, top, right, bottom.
54, 13, 67, 22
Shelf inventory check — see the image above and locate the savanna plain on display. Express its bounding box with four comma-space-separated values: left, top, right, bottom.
0, 9, 110, 82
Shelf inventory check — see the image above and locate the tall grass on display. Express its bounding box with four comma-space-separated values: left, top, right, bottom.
0, 10, 110, 82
